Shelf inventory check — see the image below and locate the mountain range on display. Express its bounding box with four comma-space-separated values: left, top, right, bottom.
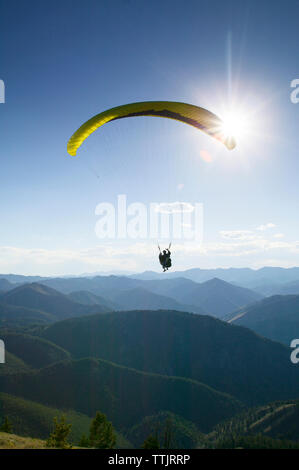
38, 309, 299, 406
0, 277, 262, 319
130, 266, 299, 287
3, 265, 299, 290
1, 267, 299, 448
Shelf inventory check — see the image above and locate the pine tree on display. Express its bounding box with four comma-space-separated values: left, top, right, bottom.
46, 415, 72, 449
89, 411, 116, 449
0, 416, 12, 433
78, 434, 90, 448
163, 418, 175, 449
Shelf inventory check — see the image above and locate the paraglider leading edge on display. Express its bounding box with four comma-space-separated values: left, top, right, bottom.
67, 101, 237, 156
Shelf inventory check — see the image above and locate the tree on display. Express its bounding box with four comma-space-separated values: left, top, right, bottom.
78, 434, 90, 448
141, 435, 160, 449
89, 411, 116, 449
162, 418, 175, 449
0, 416, 12, 433
46, 415, 72, 449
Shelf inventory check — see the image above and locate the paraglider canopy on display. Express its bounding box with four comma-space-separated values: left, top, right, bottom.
67, 101, 237, 156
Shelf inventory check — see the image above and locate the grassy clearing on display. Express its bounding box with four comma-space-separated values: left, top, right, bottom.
0, 431, 47, 449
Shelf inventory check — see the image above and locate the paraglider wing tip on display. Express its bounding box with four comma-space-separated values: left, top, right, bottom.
67, 143, 77, 156
225, 137, 237, 150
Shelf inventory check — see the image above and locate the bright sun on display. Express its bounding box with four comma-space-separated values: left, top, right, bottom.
218, 107, 253, 149
220, 110, 248, 142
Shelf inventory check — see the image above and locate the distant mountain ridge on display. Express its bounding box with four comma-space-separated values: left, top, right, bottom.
68, 290, 115, 309
171, 277, 262, 318
226, 294, 299, 345
41, 275, 261, 318
0, 282, 111, 323
2, 265, 299, 290
0, 278, 14, 292
0, 276, 262, 324
131, 267, 299, 287
253, 280, 299, 297
105, 287, 206, 314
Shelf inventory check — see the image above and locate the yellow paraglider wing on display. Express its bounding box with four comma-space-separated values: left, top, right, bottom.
67, 101, 236, 156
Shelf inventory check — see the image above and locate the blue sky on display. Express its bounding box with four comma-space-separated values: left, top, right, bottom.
1, 0, 299, 275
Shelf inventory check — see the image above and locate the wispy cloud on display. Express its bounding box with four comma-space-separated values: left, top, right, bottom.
203, 239, 299, 257
155, 202, 195, 214
273, 233, 285, 239
256, 222, 276, 231
0, 243, 154, 275
0, 223, 297, 275
219, 230, 256, 241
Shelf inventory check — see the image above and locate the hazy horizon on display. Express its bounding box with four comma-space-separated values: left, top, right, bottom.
2, 264, 299, 279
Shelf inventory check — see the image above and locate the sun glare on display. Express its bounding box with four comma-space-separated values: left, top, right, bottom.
220, 110, 249, 144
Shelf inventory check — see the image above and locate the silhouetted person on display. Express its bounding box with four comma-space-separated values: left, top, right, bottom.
159, 248, 172, 272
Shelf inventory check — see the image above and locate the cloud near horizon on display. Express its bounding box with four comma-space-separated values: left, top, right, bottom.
219, 230, 256, 241
1, 234, 299, 275
256, 222, 276, 231
0, 219, 295, 276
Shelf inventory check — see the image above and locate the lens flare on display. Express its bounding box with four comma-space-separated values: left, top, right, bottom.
220, 110, 250, 145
